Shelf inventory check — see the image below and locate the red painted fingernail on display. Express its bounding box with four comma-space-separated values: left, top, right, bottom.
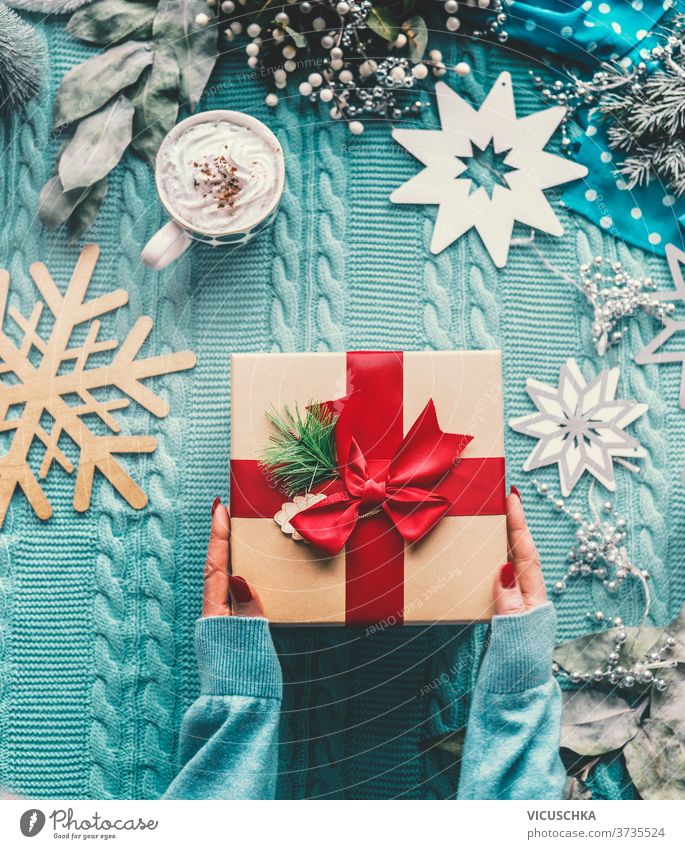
212, 496, 221, 515
510, 485, 521, 501
229, 575, 253, 604
500, 562, 517, 589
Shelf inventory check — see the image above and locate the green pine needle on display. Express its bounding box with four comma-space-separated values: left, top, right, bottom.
260, 402, 338, 497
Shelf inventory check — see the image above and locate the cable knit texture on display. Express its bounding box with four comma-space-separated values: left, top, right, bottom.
0, 19, 682, 801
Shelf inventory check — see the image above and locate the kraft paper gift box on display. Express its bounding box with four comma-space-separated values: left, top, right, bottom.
229, 350, 507, 626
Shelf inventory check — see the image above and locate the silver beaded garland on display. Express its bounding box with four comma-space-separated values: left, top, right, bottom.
577, 256, 675, 355
443, 0, 512, 44
533, 479, 670, 693
533, 479, 644, 611
218, 0, 472, 132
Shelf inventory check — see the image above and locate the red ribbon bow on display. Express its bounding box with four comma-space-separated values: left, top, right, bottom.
290, 393, 473, 555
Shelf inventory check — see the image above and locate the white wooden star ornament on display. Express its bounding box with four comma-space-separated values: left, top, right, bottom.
390, 72, 589, 267
635, 243, 685, 408
509, 359, 648, 497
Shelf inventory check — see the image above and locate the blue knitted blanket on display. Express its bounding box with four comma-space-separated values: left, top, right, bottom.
0, 17, 682, 800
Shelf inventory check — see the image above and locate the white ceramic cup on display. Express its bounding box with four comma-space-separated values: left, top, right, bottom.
142, 109, 286, 270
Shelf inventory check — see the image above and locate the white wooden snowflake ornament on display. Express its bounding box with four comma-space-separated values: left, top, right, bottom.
635, 244, 685, 408
390, 72, 588, 267
509, 359, 648, 497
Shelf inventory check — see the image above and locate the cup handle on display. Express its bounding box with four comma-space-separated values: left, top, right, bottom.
141, 220, 192, 270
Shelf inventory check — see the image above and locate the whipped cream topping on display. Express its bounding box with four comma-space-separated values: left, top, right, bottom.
159, 120, 282, 234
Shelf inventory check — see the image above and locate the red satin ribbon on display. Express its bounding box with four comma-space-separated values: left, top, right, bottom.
290, 395, 474, 555
230, 351, 506, 626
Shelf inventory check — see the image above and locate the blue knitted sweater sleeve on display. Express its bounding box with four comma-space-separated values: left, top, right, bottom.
165, 605, 565, 800
457, 602, 567, 800
163, 616, 283, 800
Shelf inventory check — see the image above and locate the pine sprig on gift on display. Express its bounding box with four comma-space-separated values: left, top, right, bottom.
260, 403, 338, 497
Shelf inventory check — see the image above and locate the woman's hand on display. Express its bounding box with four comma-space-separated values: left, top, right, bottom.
202, 497, 264, 618
493, 487, 548, 616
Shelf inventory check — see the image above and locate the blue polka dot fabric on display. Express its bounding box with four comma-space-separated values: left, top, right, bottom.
562, 118, 685, 256
500, 0, 669, 63
464, 0, 682, 254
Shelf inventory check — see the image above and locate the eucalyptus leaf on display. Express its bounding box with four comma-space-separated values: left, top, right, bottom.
623, 720, 685, 800
560, 689, 647, 756
39, 175, 84, 230
650, 666, 685, 738
153, 0, 218, 111
432, 729, 465, 758
623, 625, 672, 664
66, 177, 108, 240
53, 40, 153, 128
554, 628, 623, 675
130, 48, 180, 163
666, 603, 685, 661
38, 174, 107, 240
403, 15, 427, 62
285, 26, 307, 49
567, 777, 593, 800
555, 625, 669, 679
67, 0, 155, 45
367, 3, 400, 42
58, 96, 134, 191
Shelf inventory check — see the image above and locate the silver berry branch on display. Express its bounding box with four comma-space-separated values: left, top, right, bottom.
533, 479, 676, 694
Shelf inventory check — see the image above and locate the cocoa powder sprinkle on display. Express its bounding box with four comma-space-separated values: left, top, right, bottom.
192, 152, 242, 209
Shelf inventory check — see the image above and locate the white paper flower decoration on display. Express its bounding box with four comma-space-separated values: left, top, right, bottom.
509, 359, 648, 496
390, 72, 588, 267
274, 492, 327, 541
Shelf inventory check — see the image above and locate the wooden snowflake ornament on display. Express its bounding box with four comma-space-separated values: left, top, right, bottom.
0, 244, 196, 526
